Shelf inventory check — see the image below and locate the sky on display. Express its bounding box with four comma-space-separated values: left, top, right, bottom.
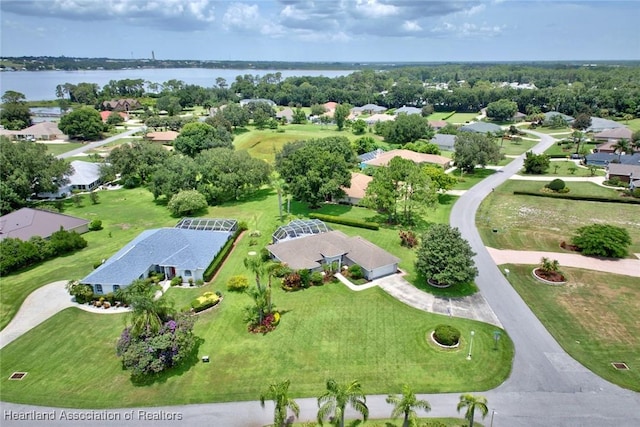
1, 0, 639, 62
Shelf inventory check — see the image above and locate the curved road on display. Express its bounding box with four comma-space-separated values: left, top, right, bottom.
2, 131, 639, 426
56, 125, 145, 159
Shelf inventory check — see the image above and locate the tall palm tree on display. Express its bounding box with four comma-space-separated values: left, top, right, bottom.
386, 384, 431, 427
317, 379, 368, 427
124, 279, 174, 337
457, 394, 489, 427
270, 172, 286, 222
612, 138, 631, 162
260, 379, 300, 427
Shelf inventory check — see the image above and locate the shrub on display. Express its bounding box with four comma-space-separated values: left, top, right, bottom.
272, 263, 292, 278
203, 229, 242, 281
512, 191, 640, 204
227, 275, 249, 292
282, 272, 302, 291
298, 269, 311, 288
190, 292, 220, 313
545, 178, 566, 191
572, 224, 632, 258
93, 260, 104, 269
631, 188, 640, 198
399, 230, 418, 248
66, 281, 94, 304
88, 219, 103, 231
348, 264, 363, 280
310, 271, 324, 286
308, 213, 379, 230
170, 276, 183, 286
195, 279, 204, 286
433, 324, 461, 346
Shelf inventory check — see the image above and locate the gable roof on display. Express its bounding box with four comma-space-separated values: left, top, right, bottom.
81, 228, 232, 286
239, 98, 275, 107
0, 208, 89, 241
276, 107, 295, 120
543, 111, 574, 123
586, 152, 640, 165
607, 163, 640, 177
395, 106, 422, 115
353, 104, 387, 113
459, 122, 503, 134
324, 101, 338, 111
266, 230, 399, 271
363, 149, 451, 168
430, 134, 456, 150
342, 172, 373, 200
365, 113, 395, 124
100, 111, 128, 122
587, 117, 626, 132
145, 130, 179, 142
69, 161, 101, 186
13, 121, 65, 138
428, 120, 448, 129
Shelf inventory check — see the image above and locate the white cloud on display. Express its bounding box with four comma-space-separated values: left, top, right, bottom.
402, 20, 422, 32
355, 0, 399, 18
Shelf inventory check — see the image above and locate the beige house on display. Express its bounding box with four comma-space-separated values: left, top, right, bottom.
363, 149, 451, 169
145, 130, 179, 144
340, 172, 373, 205
0, 208, 89, 241
2, 121, 66, 141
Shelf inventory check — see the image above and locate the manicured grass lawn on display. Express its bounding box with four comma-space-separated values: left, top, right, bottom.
517, 161, 605, 177
477, 180, 640, 254
498, 138, 538, 156
446, 113, 478, 124
0, 281, 513, 408
233, 124, 383, 163
525, 126, 572, 135
452, 169, 496, 190
426, 112, 454, 121
43, 142, 85, 156
288, 418, 479, 427
503, 264, 640, 392
543, 141, 597, 157
623, 118, 640, 132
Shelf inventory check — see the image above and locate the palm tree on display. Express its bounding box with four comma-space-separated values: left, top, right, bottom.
317, 379, 368, 427
612, 138, 631, 162
386, 384, 431, 427
457, 394, 489, 427
270, 172, 286, 222
124, 279, 174, 337
260, 379, 300, 427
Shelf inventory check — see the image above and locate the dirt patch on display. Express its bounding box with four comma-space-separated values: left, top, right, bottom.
533, 268, 566, 283
119, 223, 131, 230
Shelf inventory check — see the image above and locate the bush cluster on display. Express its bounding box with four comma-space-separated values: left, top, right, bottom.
308, 213, 379, 230
190, 292, 220, 313
0, 229, 87, 275
399, 230, 418, 248
88, 219, 103, 231
433, 324, 461, 346
227, 275, 249, 292
347, 264, 364, 280
545, 178, 566, 191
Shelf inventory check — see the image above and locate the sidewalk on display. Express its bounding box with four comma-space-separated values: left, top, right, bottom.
487, 247, 640, 277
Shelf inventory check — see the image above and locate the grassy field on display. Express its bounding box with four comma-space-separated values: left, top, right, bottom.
43, 142, 85, 156
623, 118, 640, 132
233, 124, 384, 163
452, 169, 496, 190
525, 126, 572, 135
426, 112, 454, 121
446, 113, 479, 124
477, 180, 640, 254
498, 138, 539, 156
504, 264, 639, 391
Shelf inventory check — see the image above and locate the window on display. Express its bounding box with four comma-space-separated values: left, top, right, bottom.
95, 284, 103, 294
113, 285, 120, 292
184, 270, 192, 277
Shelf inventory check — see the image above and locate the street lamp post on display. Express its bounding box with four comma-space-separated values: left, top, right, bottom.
490, 409, 497, 427
467, 330, 475, 360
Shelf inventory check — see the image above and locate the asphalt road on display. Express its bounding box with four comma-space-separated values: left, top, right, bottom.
56, 126, 145, 159
2, 131, 638, 426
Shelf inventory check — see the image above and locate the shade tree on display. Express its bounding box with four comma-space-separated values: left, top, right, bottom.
173, 121, 233, 157
0, 90, 32, 130
59, 107, 105, 141
486, 99, 518, 121
453, 132, 502, 173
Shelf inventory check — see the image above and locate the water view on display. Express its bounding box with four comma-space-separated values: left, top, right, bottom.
0, 68, 355, 101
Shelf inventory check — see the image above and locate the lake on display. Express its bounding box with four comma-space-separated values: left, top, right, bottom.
0, 68, 355, 101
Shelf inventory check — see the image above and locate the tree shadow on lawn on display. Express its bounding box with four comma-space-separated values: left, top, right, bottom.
412, 273, 479, 298
216, 187, 273, 207
128, 336, 204, 387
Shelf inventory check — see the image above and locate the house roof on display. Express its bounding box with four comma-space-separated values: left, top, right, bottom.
459, 122, 503, 134
430, 134, 456, 150
353, 104, 387, 113
544, 111, 574, 122
324, 101, 338, 111
81, 228, 232, 286
358, 148, 385, 163
266, 230, 399, 271
69, 161, 101, 186
586, 152, 640, 165
364, 149, 451, 168
145, 130, 179, 142
428, 120, 448, 129
342, 172, 373, 200
239, 98, 275, 106
0, 208, 89, 241
100, 111, 128, 122
395, 106, 422, 115
513, 112, 527, 119
587, 117, 626, 132
593, 127, 633, 140
607, 163, 640, 177
13, 121, 64, 137
276, 107, 295, 119
365, 113, 395, 124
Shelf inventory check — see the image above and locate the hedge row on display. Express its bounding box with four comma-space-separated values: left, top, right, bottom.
308, 213, 379, 230
513, 191, 640, 204
441, 111, 456, 120
202, 224, 247, 281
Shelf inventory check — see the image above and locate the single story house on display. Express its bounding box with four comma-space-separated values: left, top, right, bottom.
512, 112, 527, 122
543, 112, 574, 125
394, 106, 422, 115
358, 148, 385, 165
324, 101, 338, 111
584, 152, 640, 167
100, 111, 128, 123
239, 98, 275, 107
276, 107, 295, 123
145, 130, 179, 144
459, 122, 503, 134
38, 160, 102, 198
430, 134, 456, 151
606, 163, 640, 184
586, 117, 626, 133
102, 99, 141, 112
362, 149, 451, 169
594, 140, 631, 154
266, 229, 400, 280
352, 104, 388, 115
3, 121, 66, 141
365, 113, 395, 125
340, 172, 373, 205
593, 127, 633, 144
428, 120, 448, 130
0, 208, 89, 242
81, 222, 236, 294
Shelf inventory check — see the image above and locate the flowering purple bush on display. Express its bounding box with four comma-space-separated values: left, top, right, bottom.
116, 313, 197, 377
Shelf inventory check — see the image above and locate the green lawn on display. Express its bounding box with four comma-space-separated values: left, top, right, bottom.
623, 118, 640, 132
504, 264, 640, 392
43, 142, 85, 156
447, 113, 479, 124
233, 124, 383, 163
543, 141, 598, 157
426, 112, 454, 121
288, 418, 480, 427
452, 169, 496, 190
498, 138, 539, 156
525, 126, 572, 135
0, 280, 513, 408
518, 161, 605, 177
477, 181, 640, 254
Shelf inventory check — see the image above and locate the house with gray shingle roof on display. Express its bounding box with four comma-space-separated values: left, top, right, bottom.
81, 227, 233, 294
394, 106, 422, 115
430, 134, 456, 151
606, 163, 640, 184
352, 104, 387, 114
543, 112, 574, 125
458, 122, 503, 134
0, 208, 89, 242
586, 117, 626, 133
